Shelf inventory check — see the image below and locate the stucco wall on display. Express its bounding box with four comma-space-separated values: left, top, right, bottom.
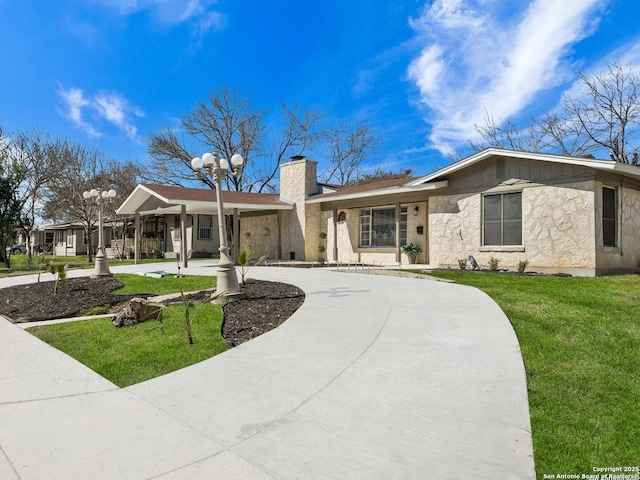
323, 201, 428, 265
166, 215, 198, 256
429, 182, 597, 275
595, 184, 640, 273
190, 214, 215, 255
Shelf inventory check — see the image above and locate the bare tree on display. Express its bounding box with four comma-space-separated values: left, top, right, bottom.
244, 104, 323, 193
473, 62, 640, 163
322, 122, 379, 185
0, 125, 26, 268
472, 112, 545, 153
146, 128, 204, 187
5, 130, 68, 263
562, 63, 640, 163
147, 89, 323, 192
42, 141, 140, 263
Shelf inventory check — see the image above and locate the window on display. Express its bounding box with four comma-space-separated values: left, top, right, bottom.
55, 231, 65, 246
483, 192, 522, 246
603, 187, 617, 247
198, 215, 213, 240
360, 206, 407, 248
66, 230, 73, 247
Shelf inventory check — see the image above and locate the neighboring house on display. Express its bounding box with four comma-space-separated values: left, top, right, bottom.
30, 223, 116, 257
118, 149, 640, 276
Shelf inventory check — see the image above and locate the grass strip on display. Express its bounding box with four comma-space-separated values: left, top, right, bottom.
112, 273, 217, 296
29, 302, 228, 387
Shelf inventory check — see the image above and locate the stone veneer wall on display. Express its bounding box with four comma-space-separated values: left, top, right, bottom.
237, 214, 280, 260
429, 181, 597, 275
279, 159, 320, 261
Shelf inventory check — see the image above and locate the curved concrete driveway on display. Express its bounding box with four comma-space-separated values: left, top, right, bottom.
0, 262, 535, 479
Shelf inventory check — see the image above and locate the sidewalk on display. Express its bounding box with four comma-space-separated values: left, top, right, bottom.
0, 261, 535, 479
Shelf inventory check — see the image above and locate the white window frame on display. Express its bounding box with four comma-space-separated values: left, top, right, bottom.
198, 215, 213, 240
359, 206, 407, 248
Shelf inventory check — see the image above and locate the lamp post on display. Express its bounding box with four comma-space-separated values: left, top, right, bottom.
83, 188, 117, 279
191, 152, 245, 296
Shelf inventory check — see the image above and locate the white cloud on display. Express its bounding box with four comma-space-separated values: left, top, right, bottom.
407, 0, 606, 154
56, 86, 101, 137
89, 0, 226, 34
57, 86, 144, 139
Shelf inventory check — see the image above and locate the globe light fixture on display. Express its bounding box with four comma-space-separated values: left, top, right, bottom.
191, 152, 245, 296
82, 188, 117, 278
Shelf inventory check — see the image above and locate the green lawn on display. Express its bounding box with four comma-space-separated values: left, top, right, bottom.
28, 273, 226, 387
112, 273, 217, 296
0, 254, 177, 278
28, 303, 228, 387
424, 271, 640, 476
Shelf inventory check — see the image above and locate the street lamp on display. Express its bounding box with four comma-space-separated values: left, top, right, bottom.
191, 152, 245, 296
83, 188, 117, 279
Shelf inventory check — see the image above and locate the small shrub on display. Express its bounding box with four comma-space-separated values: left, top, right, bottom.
47, 262, 67, 295
401, 243, 422, 256
488, 257, 499, 271
458, 258, 468, 270
236, 248, 268, 284
518, 260, 529, 274
35, 254, 49, 283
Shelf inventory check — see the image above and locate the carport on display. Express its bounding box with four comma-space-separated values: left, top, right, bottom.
116, 183, 294, 266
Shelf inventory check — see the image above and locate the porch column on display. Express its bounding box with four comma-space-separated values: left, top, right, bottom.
134, 211, 141, 264
395, 202, 401, 263
332, 208, 338, 262
180, 205, 188, 268
277, 211, 282, 259
233, 208, 240, 258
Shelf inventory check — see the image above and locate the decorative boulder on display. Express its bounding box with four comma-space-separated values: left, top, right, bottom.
112, 297, 162, 328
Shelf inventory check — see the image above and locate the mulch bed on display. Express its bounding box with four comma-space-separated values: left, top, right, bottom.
0, 277, 138, 322
222, 279, 305, 346
0, 276, 305, 346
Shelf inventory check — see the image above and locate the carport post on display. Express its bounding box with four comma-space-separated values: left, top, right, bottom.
332, 208, 338, 262
134, 211, 140, 264
180, 205, 188, 268
233, 208, 240, 259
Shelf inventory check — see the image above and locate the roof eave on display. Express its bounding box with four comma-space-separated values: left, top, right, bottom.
407, 148, 633, 185
306, 180, 448, 204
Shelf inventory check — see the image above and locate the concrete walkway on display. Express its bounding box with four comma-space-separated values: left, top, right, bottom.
0, 261, 535, 479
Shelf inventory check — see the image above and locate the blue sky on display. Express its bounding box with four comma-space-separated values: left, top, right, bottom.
1, 0, 639, 178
